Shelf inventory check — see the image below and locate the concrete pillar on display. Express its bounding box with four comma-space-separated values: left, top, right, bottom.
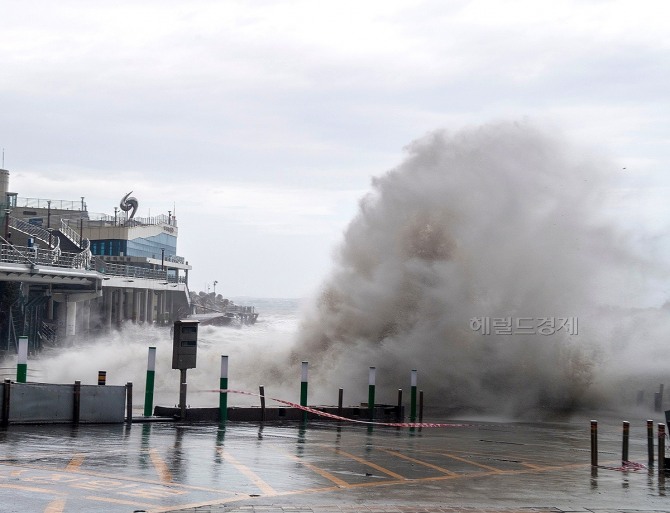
66, 301, 77, 336
146, 289, 154, 324
139, 290, 146, 323
157, 292, 163, 325
116, 288, 124, 326
104, 288, 113, 330
168, 291, 174, 322
121, 289, 127, 320
82, 300, 91, 334
132, 289, 140, 323
47, 297, 54, 321
57, 302, 66, 338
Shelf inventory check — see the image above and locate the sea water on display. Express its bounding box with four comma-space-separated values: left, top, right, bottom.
29, 297, 305, 410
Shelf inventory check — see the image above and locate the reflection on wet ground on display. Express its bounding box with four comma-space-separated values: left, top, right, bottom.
0, 413, 668, 512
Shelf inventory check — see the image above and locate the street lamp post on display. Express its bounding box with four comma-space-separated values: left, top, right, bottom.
213, 280, 218, 296
4, 209, 9, 241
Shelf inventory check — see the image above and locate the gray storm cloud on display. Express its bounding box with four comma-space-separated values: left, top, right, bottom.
289, 121, 652, 416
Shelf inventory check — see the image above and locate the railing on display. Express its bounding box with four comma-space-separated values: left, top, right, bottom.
226, 305, 256, 314
86, 212, 177, 228
60, 219, 83, 247
96, 260, 171, 281
165, 254, 185, 264
71, 243, 92, 270
15, 197, 86, 211
0, 243, 87, 269
9, 217, 60, 251
0, 242, 187, 285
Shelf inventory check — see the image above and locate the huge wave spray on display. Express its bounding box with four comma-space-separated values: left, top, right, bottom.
291, 121, 655, 416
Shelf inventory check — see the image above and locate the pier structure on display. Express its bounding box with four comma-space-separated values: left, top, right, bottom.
0, 168, 192, 352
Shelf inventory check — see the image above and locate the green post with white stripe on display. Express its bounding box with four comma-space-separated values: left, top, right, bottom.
143, 346, 156, 417
16, 337, 28, 383
368, 366, 376, 420
410, 369, 418, 422
219, 355, 229, 423
300, 361, 308, 423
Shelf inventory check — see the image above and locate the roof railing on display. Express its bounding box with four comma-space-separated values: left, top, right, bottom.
14, 197, 87, 211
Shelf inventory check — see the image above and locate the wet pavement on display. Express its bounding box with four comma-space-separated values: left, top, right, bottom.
0, 412, 668, 512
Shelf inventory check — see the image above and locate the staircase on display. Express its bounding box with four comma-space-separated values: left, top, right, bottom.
7, 293, 53, 353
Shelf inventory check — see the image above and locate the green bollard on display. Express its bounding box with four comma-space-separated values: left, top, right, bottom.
410, 369, 417, 423
16, 337, 27, 383
368, 367, 376, 420
300, 361, 308, 423
219, 356, 228, 423
143, 347, 156, 417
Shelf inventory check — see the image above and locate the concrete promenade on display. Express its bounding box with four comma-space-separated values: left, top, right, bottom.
0, 411, 668, 513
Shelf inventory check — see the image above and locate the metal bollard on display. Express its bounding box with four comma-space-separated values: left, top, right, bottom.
648, 419, 655, 466
73, 380, 81, 425
419, 390, 424, 423
622, 421, 630, 464
396, 389, 403, 421
126, 382, 133, 425
658, 423, 666, 472
2, 379, 10, 427
590, 420, 598, 467
259, 385, 266, 422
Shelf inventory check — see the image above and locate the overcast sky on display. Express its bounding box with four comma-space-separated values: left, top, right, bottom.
1, 0, 669, 298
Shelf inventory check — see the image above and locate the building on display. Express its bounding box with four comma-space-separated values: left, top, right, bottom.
0, 169, 192, 353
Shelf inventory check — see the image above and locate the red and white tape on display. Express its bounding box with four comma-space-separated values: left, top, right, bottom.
213, 388, 470, 428
598, 461, 647, 472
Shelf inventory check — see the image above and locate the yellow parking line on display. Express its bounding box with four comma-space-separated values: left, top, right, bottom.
44, 498, 66, 513
380, 449, 457, 476
64, 454, 84, 472
332, 448, 406, 480
86, 495, 159, 509
216, 448, 277, 495
440, 452, 504, 473
0, 461, 235, 495
521, 462, 546, 470
281, 452, 350, 488
148, 448, 173, 484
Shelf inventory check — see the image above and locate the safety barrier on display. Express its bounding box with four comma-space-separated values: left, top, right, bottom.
590, 419, 669, 473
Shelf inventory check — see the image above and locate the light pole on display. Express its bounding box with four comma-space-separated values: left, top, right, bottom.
213, 280, 218, 296
4, 208, 9, 241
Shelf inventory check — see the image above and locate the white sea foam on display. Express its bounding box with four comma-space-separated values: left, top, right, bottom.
23, 298, 302, 409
